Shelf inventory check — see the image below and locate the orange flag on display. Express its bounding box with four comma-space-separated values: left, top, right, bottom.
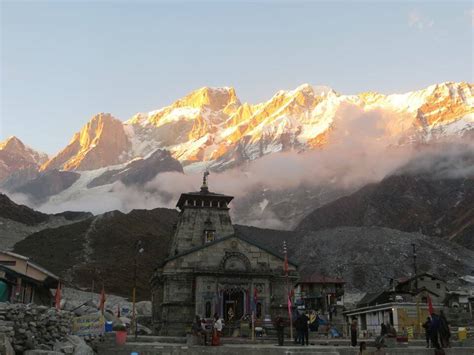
99, 286, 106, 314
55, 282, 61, 311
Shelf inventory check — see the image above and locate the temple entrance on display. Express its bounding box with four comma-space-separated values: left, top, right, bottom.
223, 289, 244, 322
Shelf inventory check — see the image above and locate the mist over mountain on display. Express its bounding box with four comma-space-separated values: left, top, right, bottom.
0, 82, 472, 229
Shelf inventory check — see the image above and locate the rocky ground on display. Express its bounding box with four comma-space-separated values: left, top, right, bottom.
0, 303, 73, 353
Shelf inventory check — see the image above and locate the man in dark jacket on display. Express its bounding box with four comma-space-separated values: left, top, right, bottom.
275, 316, 285, 346
300, 312, 309, 346
430, 313, 441, 349
350, 318, 358, 347
422, 317, 431, 348
439, 311, 451, 348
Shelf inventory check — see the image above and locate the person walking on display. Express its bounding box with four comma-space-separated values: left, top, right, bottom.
211, 313, 223, 346
275, 316, 285, 346
422, 316, 431, 348
350, 318, 358, 347
439, 310, 451, 348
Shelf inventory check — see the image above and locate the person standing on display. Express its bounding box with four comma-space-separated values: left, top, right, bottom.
275, 316, 285, 346
211, 313, 223, 346
430, 313, 441, 349
422, 316, 431, 348
300, 312, 309, 346
439, 310, 451, 348
380, 323, 387, 336
350, 318, 358, 347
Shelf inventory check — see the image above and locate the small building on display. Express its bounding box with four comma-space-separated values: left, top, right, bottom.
151, 174, 298, 335
395, 272, 447, 304
294, 272, 344, 312
344, 287, 443, 336
0, 251, 59, 305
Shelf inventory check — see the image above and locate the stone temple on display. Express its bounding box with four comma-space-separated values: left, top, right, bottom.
151, 173, 298, 335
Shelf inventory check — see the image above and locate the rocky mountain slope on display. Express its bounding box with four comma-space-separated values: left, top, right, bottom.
236, 225, 474, 291
296, 150, 474, 249
40, 113, 131, 171
13, 208, 179, 300
0, 136, 48, 184
0, 193, 91, 249
10, 204, 473, 298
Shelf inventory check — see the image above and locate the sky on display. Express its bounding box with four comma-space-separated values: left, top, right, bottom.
1, 1, 473, 155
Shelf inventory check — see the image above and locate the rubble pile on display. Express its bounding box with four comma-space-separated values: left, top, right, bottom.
0, 303, 73, 353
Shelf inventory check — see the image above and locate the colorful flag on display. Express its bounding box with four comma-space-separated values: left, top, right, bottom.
55, 281, 61, 311
427, 294, 434, 315
98, 286, 106, 314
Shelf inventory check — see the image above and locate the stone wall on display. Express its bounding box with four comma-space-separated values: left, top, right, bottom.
171, 207, 235, 255
0, 303, 72, 353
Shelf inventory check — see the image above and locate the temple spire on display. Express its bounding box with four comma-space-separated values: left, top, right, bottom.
201, 170, 210, 192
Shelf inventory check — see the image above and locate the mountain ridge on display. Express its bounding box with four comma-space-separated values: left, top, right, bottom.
3, 81, 470, 177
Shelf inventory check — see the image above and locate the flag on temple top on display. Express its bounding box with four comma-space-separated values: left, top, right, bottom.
98, 286, 106, 314
55, 282, 61, 311
427, 294, 434, 315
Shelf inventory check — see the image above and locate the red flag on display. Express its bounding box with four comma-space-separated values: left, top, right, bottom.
55, 282, 61, 311
427, 294, 434, 315
99, 286, 106, 314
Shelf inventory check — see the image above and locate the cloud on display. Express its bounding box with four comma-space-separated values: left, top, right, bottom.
408, 10, 434, 30
16, 103, 473, 230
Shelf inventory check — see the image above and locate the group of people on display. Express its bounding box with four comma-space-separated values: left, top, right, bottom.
294, 311, 310, 345
422, 311, 451, 350
192, 313, 223, 346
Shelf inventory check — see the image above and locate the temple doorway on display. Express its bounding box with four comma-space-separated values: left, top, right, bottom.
223, 289, 244, 322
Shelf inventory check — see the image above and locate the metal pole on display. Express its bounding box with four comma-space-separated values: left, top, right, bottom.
412, 243, 418, 290
284, 241, 293, 341
412, 243, 421, 337
133, 254, 137, 339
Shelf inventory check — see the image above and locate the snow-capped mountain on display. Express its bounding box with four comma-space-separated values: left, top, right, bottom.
35, 81, 473, 173
125, 81, 473, 171
0, 136, 48, 183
